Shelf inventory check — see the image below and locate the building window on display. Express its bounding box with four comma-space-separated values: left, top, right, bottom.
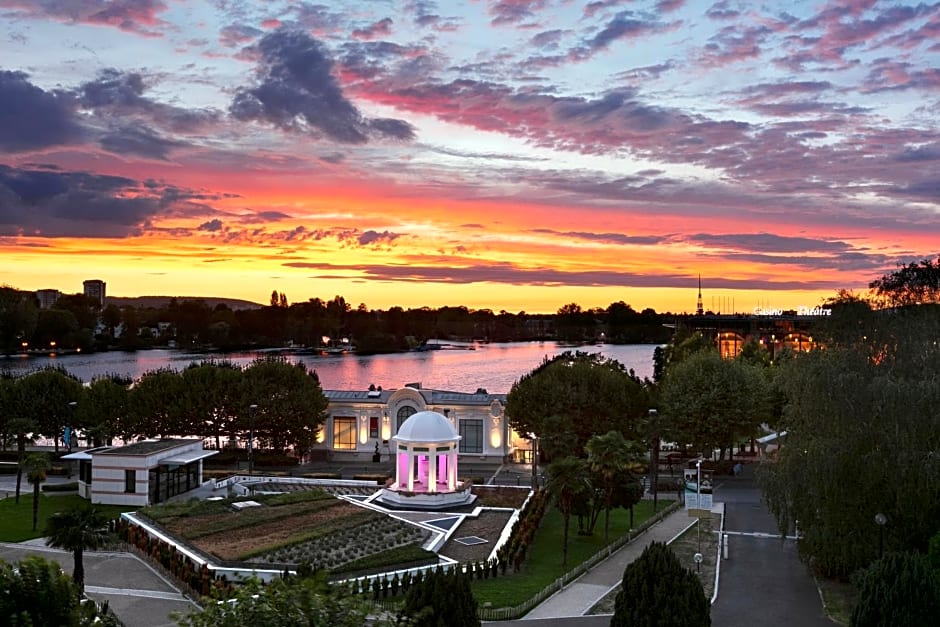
370, 416, 379, 439
397, 406, 416, 431
459, 419, 483, 454
124, 469, 136, 493
333, 416, 357, 450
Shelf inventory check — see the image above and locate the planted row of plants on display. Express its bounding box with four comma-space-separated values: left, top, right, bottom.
496, 488, 549, 572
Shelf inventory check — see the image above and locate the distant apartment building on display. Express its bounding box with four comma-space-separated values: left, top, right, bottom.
35, 288, 61, 309
83, 279, 106, 307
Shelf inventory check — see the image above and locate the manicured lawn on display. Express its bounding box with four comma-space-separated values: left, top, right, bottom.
0, 494, 135, 542
472, 500, 663, 608
817, 576, 856, 625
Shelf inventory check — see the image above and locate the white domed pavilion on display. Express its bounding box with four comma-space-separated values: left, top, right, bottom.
377, 410, 476, 509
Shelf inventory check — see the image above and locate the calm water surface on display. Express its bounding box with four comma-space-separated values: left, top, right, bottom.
1, 342, 658, 394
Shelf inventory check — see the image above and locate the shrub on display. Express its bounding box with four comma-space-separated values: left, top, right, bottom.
42, 481, 79, 492
612, 541, 710, 627
850, 551, 940, 627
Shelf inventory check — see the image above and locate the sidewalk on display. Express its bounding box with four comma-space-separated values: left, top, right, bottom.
522, 506, 696, 620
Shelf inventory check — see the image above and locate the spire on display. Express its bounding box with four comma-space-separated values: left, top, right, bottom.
696, 274, 704, 316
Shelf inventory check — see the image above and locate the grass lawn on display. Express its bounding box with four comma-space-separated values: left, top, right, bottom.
0, 494, 136, 543
472, 500, 663, 608
817, 576, 856, 625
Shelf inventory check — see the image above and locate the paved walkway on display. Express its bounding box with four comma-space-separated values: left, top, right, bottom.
523, 506, 698, 620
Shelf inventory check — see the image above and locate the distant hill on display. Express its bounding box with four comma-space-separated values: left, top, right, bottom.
106, 296, 263, 310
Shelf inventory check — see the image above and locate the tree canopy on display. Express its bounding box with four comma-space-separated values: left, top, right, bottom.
506, 351, 648, 457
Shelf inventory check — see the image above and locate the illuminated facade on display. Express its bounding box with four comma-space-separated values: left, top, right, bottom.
319, 384, 517, 462
686, 313, 821, 359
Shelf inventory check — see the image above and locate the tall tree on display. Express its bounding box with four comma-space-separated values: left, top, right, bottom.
182, 361, 243, 448
659, 350, 768, 460
546, 456, 592, 571
869, 255, 940, 307
849, 552, 940, 627
25, 452, 51, 531
0, 285, 38, 356
507, 351, 648, 458
240, 358, 328, 454
130, 368, 188, 437
14, 367, 83, 453
612, 541, 710, 627
586, 430, 645, 543
79, 376, 132, 445
44, 505, 110, 592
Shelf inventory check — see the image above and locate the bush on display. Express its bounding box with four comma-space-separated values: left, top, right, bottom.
42, 482, 79, 492
612, 541, 710, 627
850, 551, 940, 627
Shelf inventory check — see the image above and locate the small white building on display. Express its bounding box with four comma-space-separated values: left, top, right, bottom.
63, 438, 217, 506
318, 383, 523, 462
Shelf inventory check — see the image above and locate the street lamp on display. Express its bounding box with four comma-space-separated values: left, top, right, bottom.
248, 404, 258, 477
66, 401, 77, 452
875, 512, 887, 558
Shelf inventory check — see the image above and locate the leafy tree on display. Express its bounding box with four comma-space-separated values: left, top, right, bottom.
25, 452, 51, 531
0, 555, 118, 626
401, 567, 479, 627
546, 457, 592, 571
849, 552, 940, 627
240, 358, 328, 454
14, 367, 83, 453
78, 376, 132, 445
182, 361, 243, 448
130, 368, 189, 437
659, 350, 768, 460
586, 430, 645, 543
869, 255, 940, 307
175, 572, 373, 627
759, 307, 940, 577
44, 505, 110, 591
0, 285, 38, 356
612, 541, 710, 627
506, 351, 648, 458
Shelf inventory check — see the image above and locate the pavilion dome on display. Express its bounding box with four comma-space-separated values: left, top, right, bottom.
393, 410, 460, 444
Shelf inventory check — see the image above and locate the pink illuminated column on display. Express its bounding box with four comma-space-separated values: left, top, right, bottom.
397, 449, 413, 490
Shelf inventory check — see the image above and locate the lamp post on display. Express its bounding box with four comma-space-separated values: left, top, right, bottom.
529, 433, 539, 489
648, 409, 659, 512
66, 401, 77, 452
248, 404, 258, 477
874, 512, 887, 558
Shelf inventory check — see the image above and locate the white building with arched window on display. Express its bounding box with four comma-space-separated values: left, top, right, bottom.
318, 383, 521, 462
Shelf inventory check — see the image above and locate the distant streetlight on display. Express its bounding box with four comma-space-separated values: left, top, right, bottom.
248, 404, 258, 477
693, 552, 703, 574
875, 512, 887, 558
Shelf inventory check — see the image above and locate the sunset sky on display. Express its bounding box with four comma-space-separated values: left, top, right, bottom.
1, 0, 938, 314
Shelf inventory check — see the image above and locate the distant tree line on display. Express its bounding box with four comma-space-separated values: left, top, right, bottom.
0, 284, 673, 355
0, 358, 328, 500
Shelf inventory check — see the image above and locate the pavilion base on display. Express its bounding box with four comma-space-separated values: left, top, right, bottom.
376, 485, 476, 510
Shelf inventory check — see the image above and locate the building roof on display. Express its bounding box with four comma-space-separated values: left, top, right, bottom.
392, 410, 460, 444
323, 388, 506, 405
94, 438, 201, 456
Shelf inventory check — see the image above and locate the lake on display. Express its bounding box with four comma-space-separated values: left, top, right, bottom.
1, 342, 659, 393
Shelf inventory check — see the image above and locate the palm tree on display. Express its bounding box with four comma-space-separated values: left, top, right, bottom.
25, 452, 51, 531
44, 505, 109, 591
546, 456, 591, 571
586, 430, 645, 543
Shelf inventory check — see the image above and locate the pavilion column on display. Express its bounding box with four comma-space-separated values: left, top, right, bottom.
448, 450, 457, 490
427, 450, 437, 493
407, 449, 415, 492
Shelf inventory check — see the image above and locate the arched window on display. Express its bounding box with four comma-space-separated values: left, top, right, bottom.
397, 406, 416, 431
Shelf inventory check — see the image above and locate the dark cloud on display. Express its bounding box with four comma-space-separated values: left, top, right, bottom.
99, 124, 184, 159
584, 11, 670, 53
706, 0, 741, 20
529, 229, 664, 246
352, 17, 393, 40
357, 230, 400, 246
281, 259, 846, 291
0, 70, 83, 152
219, 23, 262, 47
0, 0, 170, 35
489, 0, 549, 26
683, 233, 855, 255
0, 164, 172, 237
896, 144, 940, 162
199, 219, 223, 231
230, 28, 415, 144
77, 69, 220, 133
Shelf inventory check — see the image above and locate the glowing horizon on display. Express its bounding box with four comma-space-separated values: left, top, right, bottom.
2, 1, 937, 315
